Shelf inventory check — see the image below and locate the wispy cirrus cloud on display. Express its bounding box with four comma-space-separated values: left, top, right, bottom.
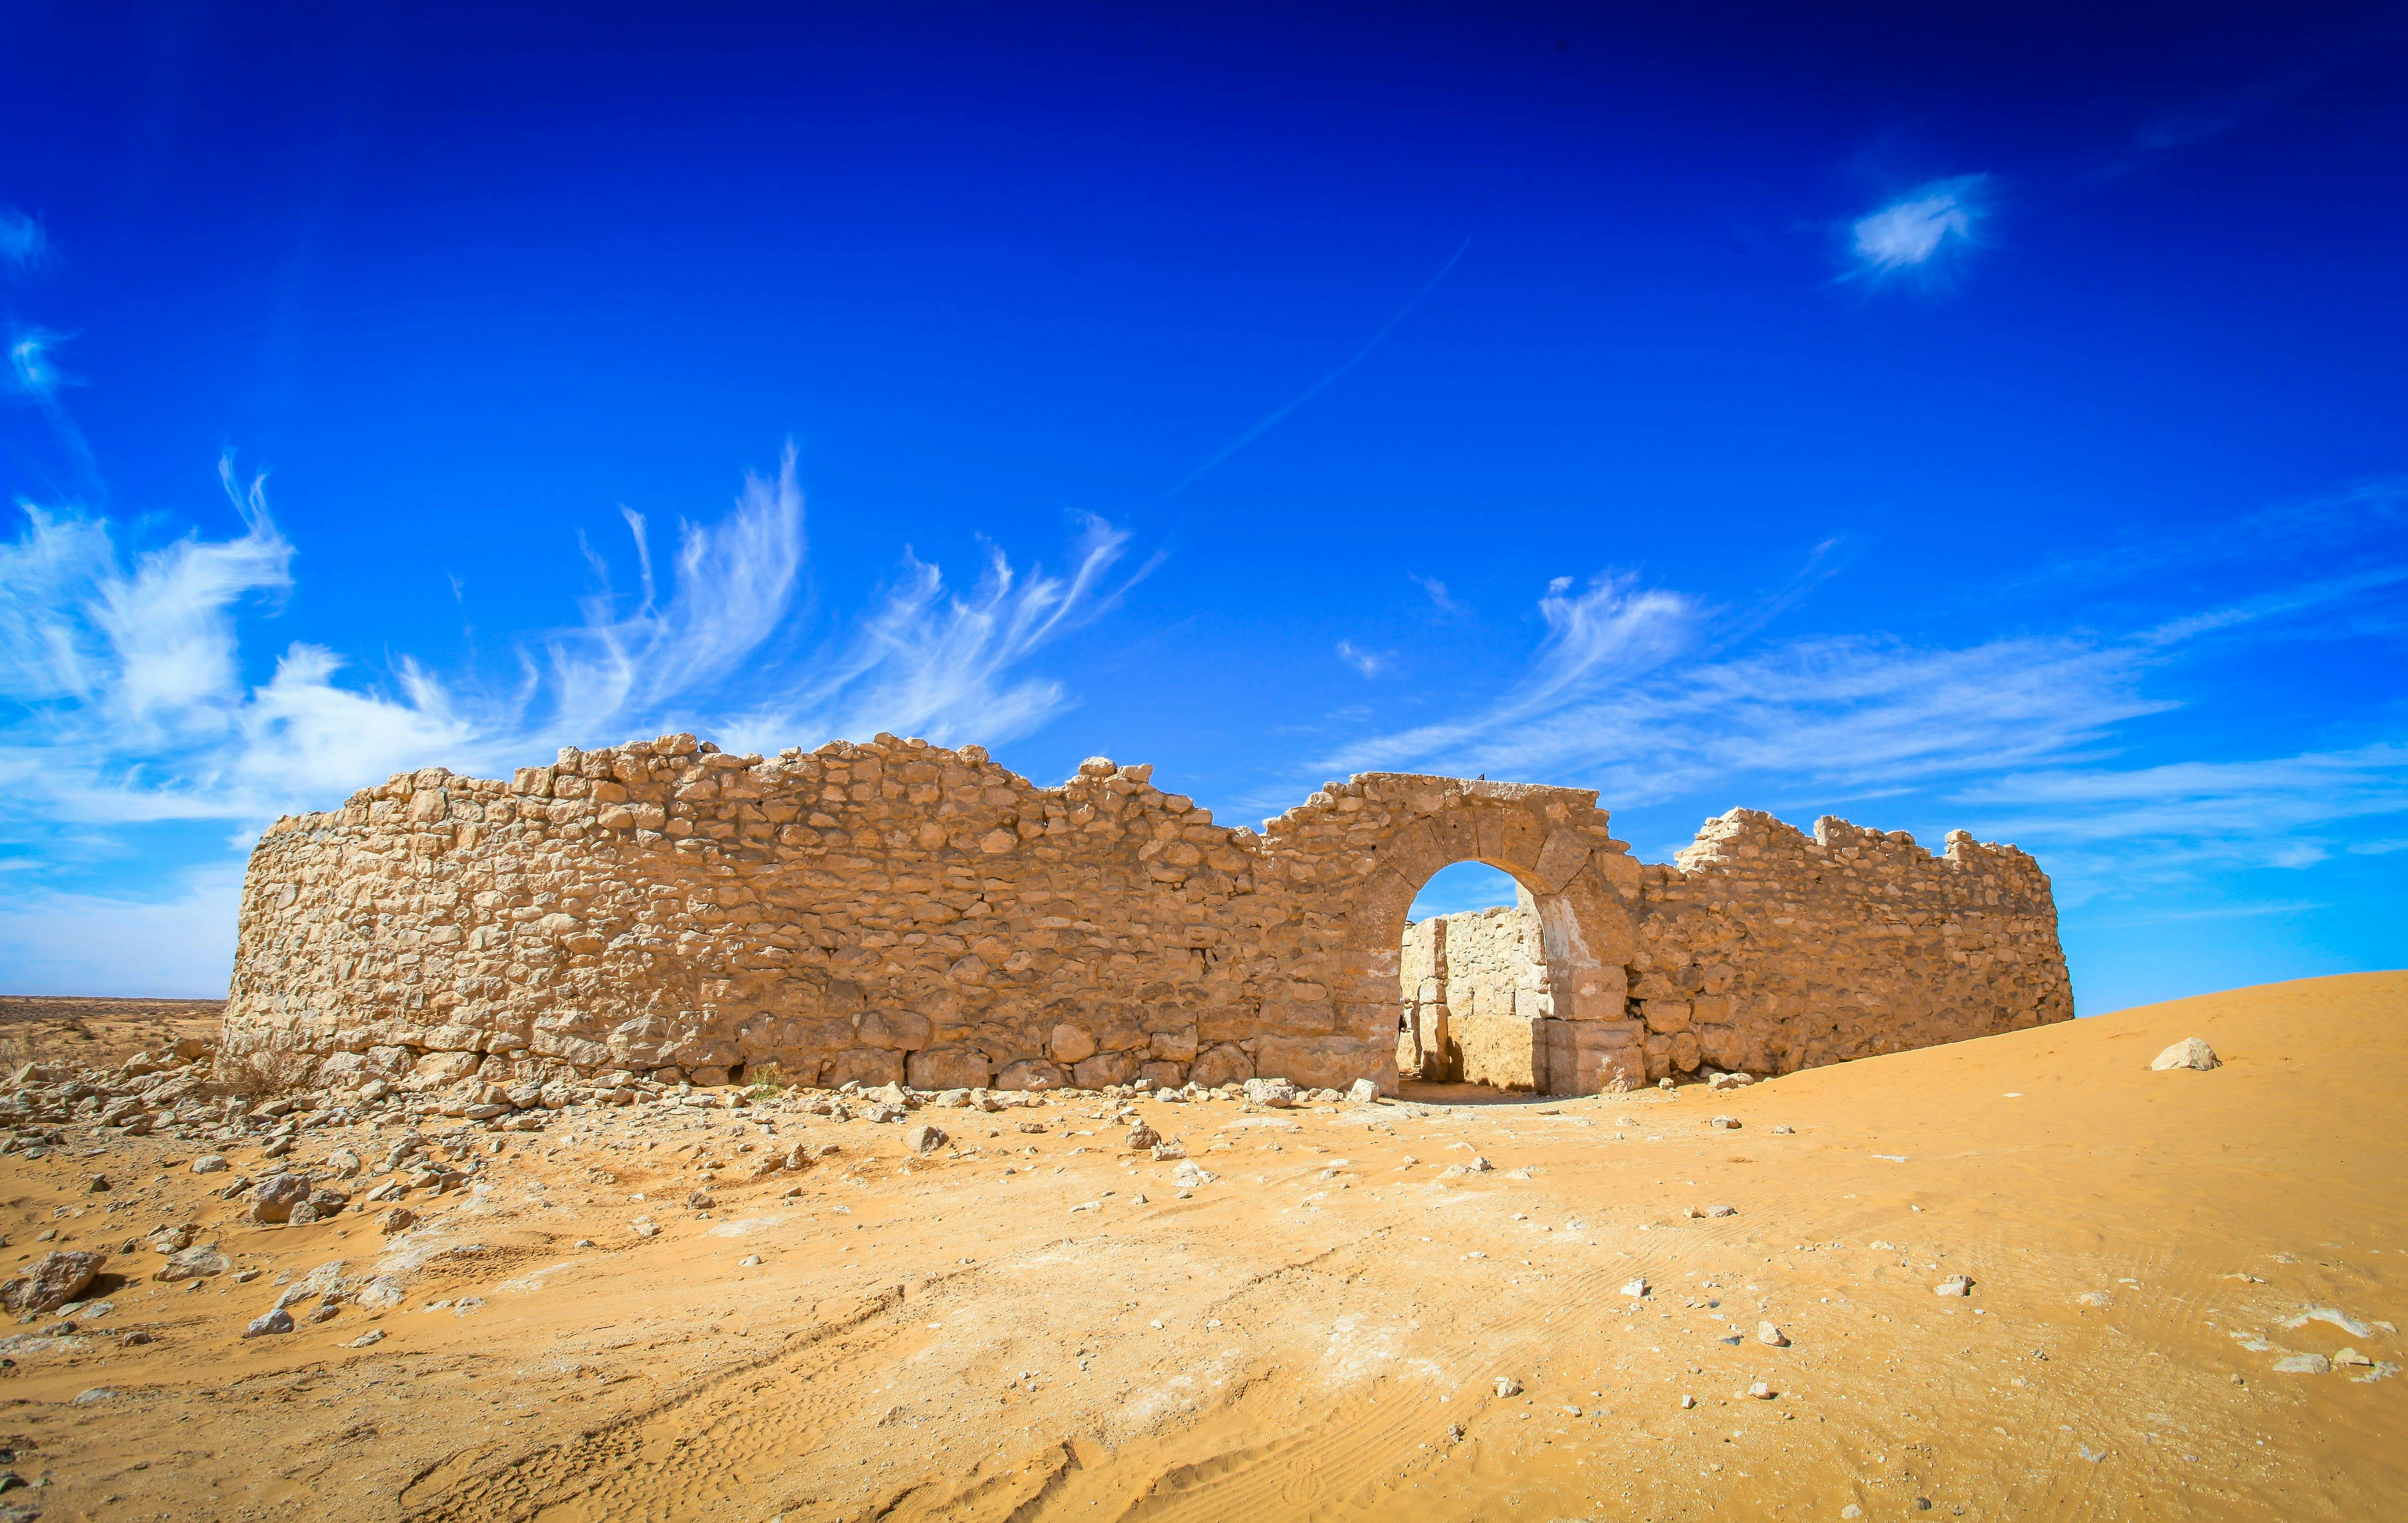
0, 207, 43, 273
1846, 175, 1989, 280
0, 446, 1147, 833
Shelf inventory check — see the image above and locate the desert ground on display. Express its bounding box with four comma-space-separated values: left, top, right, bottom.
0, 972, 2401, 1522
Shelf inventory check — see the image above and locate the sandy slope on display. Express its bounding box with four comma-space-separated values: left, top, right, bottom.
1, 972, 2401, 1521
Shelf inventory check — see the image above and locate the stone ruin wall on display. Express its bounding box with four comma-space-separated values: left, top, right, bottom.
1391, 809, 2075, 1089
221, 731, 2073, 1099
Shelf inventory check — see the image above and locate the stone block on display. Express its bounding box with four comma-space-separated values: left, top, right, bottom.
1048, 1024, 1098, 1064
855, 1009, 931, 1051
824, 1047, 904, 1088
1188, 1043, 1253, 1088
908, 1046, 991, 1091
1072, 1051, 1140, 1089
1139, 1060, 1187, 1090
1639, 999, 1692, 1034
994, 1058, 1065, 1091
1253, 1036, 1378, 1091
1147, 1027, 1199, 1061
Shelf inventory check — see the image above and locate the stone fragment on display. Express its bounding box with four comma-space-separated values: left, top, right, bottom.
903, 1123, 948, 1156
1933, 1275, 1973, 1297
687, 1190, 716, 1210
2, 1250, 108, 1314
244, 1308, 295, 1338
250, 1172, 314, 1224
379, 1209, 419, 1236
2150, 1038, 2219, 1072
1171, 1160, 1217, 1188
1707, 1071, 1753, 1090
2273, 1354, 2331, 1374
1748, 1380, 1775, 1399
1709, 1116, 1740, 1131
155, 1245, 230, 1282
1244, 1078, 1298, 1108
1758, 1322, 1789, 1346
631, 1217, 660, 1238
1124, 1122, 1160, 1151
1347, 1079, 1379, 1104
192, 1154, 229, 1174
350, 1328, 387, 1347
1621, 1277, 1649, 1299
1494, 1376, 1522, 1397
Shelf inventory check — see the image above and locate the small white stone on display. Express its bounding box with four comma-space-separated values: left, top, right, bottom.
2150, 1038, 2219, 1071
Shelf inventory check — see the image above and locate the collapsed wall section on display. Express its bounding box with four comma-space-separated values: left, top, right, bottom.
1622, 809, 2073, 1079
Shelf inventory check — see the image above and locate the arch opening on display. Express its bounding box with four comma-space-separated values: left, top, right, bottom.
1395, 857, 1584, 1097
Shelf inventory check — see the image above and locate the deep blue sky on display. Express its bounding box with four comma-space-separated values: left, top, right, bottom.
3, 1, 2403, 1006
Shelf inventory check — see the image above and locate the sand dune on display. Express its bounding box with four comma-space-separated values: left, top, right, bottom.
1, 972, 2400, 1520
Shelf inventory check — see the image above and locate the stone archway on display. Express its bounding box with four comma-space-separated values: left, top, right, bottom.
1318, 776, 1647, 1095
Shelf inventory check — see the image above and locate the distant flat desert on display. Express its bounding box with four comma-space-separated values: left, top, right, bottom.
0, 972, 2401, 1520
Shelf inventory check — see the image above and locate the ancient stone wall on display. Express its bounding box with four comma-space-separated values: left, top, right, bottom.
221, 732, 2071, 1098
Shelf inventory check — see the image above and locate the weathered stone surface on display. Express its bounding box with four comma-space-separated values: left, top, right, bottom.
249, 1173, 314, 1224
219, 740, 2069, 1100
2, 1250, 107, 1314
155, 1245, 229, 1282
2150, 1037, 2219, 1071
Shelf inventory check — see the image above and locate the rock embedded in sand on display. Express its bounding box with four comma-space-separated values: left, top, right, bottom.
1621, 1277, 1650, 1298
631, 1217, 661, 1238
192, 1154, 229, 1174
2, 1250, 108, 1314
1245, 1078, 1298, 1109
1933, 1275, 1973, 1297
1758, 1322, 1789, 1346
1748, 1380, 1775, 1398
1348, 1079, 1379, 1103
244, 1308, 295, 1338
2274, 1354, 2331, 1374
2151, 1038, 2220, 1071
903, 1122, 949, 1156
249, 1172, 314, 1224
1494, 1376, 1522, 1397
155, 1245, 229, 1282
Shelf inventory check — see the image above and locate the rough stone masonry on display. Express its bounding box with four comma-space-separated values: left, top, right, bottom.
221, 733, 2073, 1098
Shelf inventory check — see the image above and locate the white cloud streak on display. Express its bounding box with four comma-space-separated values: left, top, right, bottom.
1848, 175, 1987, 277
0, 207, 43, 273
0, 447, 1143, 836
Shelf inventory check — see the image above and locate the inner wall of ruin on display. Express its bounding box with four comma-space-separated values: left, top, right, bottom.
221, 733, 2074, 1097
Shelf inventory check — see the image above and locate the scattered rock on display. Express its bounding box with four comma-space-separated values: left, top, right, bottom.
378, 1209, 418, 1236
1621, 1277, 1650, 1299
191, 1154, 229, 1174
1466, 1156, 1493, 1173
154, 1245, 230, 1283
1124, 1122, 1160, 1151
1171, 1160, 1217, 1189
2150, 1038, 2219, 1072
1679, 1393, 1696, 1409
1150, 1139, 1187, 1161
1709, 1116, 1740, 1131
2333, 1348, 2374, 1367
739, 1255, 762, 1266
1244, 1078, 1298, 1108
249, 1172, 314, 1225
1347, 1079, 1379, 1104
244, 1308, 295, 1338
1, 1250, 108, 1314
902, 1123, 949, 1156
686, 1190, 716, 1210
1707, 1071, 1753, 1090
631, 1217, 660, 1238
1770, 1124, 1795, 1135
2274, 1354, 2331, 1375
2074, 1291, 2111, 1308
1933, 1275, 1973, 1297
1758, 1322, 1789, 1346
350, 1328, 387, 1347
308, 1303, 341, 1324
1494, 1376, 1522, 1397
1748, 1380, 1775, 1398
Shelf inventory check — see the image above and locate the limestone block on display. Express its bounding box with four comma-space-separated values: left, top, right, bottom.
824, 1048, 904, 1088
1639, 999, 1693, 1034
994, 1058, 1065, 1091
1453, 1014, 1539, 1091
1670, 1030, 1701, 1073
409, 1051, 482, 1086
1254, 1036, 1378, 1091
1048, 1024, 1098, 1063
1073, 1052, 1140, 1089
855, 1009, 931, 1051
1147, 1027, 1199, 1061
1139, 1060, 1187, 1089
1188, 1043, 1254, 1088
909, 1047, 992, 1091
1539, 1019, 1644, 1096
